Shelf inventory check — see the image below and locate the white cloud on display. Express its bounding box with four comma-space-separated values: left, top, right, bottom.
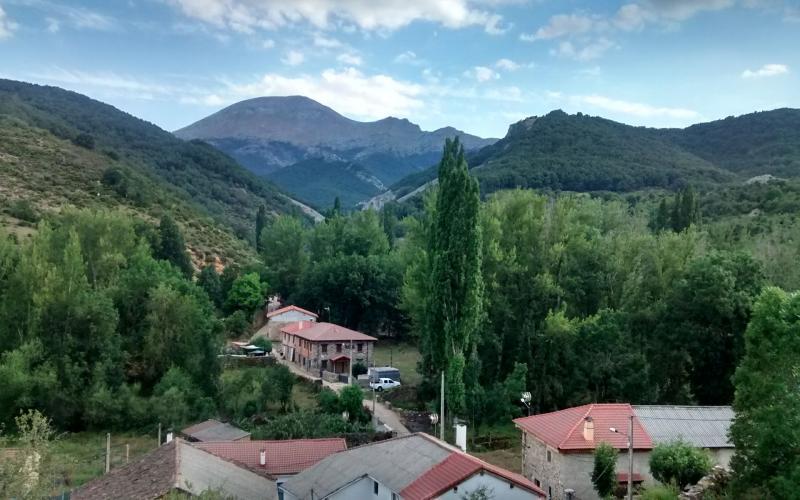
213, 68, 424, 120
281, 50, 305, 66
484, 13, 511, 34
741, 63, 789, 78
313, 34, 342, 48
553, 38, 616, 61
495, 58, 520, 71
337, 52, 363, 66
466, 66, 500, 82
167, 0, 508, 34
575, 94, 700, 119
261, 38, 275, 48
0, 6, 18, 39
520, 13, 595, 41
63, 7, 115, 31
26, 67, 178, 99
394, 50, 420, 64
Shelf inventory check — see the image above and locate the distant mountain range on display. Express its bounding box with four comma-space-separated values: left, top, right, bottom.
175, 96, 496, 207
375, 108, 800, 208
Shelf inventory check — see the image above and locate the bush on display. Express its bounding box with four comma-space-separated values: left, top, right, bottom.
640, 484, 679, 500
224, 310, 250, 338
339, 384, 369, 423
73, 132, 95, 149
649, 440, 712, 489
253, 337, 272, 352
7, 199, 40, 223
317, 388, 340, 414
352, 362, 368, 377
592, 441, 618, 498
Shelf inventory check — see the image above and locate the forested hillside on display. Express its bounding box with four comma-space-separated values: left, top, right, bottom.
0, 79, 300, 263
661, 108, 800, 177
387, 108, 800, 204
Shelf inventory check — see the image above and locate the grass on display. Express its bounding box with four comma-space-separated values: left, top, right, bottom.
372, 340, 422, 387
49, 431, 157, 492
292, 378, 320, 411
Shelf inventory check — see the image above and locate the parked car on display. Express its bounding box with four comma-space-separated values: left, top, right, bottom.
369, 378, 401, 392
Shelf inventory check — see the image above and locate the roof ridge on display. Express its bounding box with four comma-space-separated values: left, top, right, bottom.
559, 403, 594, 449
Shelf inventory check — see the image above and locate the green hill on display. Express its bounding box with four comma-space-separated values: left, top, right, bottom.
0, 79, 300, 264
660, 108, 800, 177
388, 108, 800, 204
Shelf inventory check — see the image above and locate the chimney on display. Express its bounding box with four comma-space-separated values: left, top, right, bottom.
583, 416, 594, 442
259, 449, 266, 466
298, 321, 305, 330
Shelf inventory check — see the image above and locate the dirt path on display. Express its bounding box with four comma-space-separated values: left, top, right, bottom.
276, 356, 409, 434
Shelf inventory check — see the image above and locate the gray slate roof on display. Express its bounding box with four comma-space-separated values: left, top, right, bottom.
280, 434, 452, 498
182, 419, 251, 442
633, 405, 734, 448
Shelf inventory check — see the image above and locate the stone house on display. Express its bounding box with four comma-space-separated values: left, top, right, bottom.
514, 404, 735, 500
281, 321, 377, 377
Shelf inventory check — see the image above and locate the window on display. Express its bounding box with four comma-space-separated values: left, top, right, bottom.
373, 480, 379, 495
392, 494, 398, 500
534, 479, 540, 487
321, 344, 327, 354
547, 450, 552, 462
322, 360, 328, 370
337, 344, 342, 353
357, 343, 363, 352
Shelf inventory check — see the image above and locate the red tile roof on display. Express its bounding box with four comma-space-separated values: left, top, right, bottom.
281, 321, 377, 342
267, 305, 319, 319
195, 438, 346, 476
401, 444, 546, 499
514, 404, 653, 452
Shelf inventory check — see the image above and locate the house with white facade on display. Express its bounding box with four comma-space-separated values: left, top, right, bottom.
259, 305, 318, 341
279, 433, 546, 500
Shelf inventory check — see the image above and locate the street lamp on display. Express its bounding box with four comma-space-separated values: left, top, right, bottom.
610, 415, 635, 500
520, 391, 532, 416
429, 412, 439, 437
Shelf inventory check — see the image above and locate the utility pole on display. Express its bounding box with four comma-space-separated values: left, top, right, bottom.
349, 339, 354, 384
158, 423, 162, 447
440, 371, 445, 441
126, 444, 130, 464
627, 414, 634, 500
105, 433, 111, 473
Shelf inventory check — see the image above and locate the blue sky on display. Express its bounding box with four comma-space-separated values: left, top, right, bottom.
0, 0, 798, 138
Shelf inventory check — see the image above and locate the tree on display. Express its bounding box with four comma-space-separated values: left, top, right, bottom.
272, 365, 295, 411
255, 205, 268, 252
253, 336, 272, 352
422, 138, 483, 417
730, 287, 800, 497
73, 132, 95, 149
260, 216, 308, 300
592, 442, 618, 498
225, 272, 265, 314
339, 384, 367, 423
649, 441, 711, 489
198, 265, 223, 309
156, 214, 193, 277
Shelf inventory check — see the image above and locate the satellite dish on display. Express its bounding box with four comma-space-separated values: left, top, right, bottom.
521, 391, 532, 403
429, 413, 439, 425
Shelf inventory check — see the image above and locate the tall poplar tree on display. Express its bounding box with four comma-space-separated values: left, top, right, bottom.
423, 138, 483, 416
255, 205, 268, 252
156, 214, 193, 277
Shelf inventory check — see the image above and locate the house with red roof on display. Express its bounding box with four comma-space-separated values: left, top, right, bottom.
259, 305, 319, 341
281, 321, 377, 378
514, 404, 735, 500
279, 433, 546, 500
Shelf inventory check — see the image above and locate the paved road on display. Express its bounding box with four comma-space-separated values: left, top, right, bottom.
276, 356, 409, 434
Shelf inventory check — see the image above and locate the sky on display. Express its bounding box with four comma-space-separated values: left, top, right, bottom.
0, 0, 798, 138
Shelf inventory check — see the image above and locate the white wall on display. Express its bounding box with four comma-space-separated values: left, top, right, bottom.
282, 476, 397, 500
439, 472, 542, 500
271, 311, 317, 323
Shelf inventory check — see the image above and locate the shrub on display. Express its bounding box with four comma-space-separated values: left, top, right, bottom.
640, 484, 679, 500
352, 362, 368, 377
7, 199, 40, 223
253, 336, 272, 352
224, 310, 250, 338
592, 441, 618, 498
317, 388, 340, 414
649, 440, 712, 489
73, 132, 95, 149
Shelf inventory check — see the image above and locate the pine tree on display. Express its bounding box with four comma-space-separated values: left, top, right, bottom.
655, 198, 670, 231
679, 185, 697, 230
423, 138, 483, 417
255, 205, 267, 253
156, 214, 193, 277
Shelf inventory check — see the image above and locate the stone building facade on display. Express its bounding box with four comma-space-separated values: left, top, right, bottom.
281, 321, 376, 377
